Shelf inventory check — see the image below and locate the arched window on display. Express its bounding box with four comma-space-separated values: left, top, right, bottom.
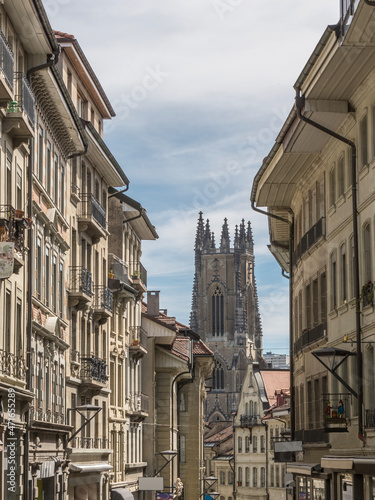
238, 466, 243, 485
245, 467, 250, 487
340, 243, 347, 303
253, 435, 257, 453
212, 359, 224, 390
253, 467, 258, 487
212, 286, 224, 336
261, 467, 266, 487
237, 436, 242, 453
250, 401, 254, 415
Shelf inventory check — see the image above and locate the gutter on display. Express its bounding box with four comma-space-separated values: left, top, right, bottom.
295, 91, 364, 443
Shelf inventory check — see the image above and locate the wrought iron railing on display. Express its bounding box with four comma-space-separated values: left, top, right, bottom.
294, 322, 326, 355
0, 29, 14, 89
129, 261, 147, 287
294, 217, 325, 264
0, 205, 29, 255
94, 285, 113, 312
80, 355, 108, 383
240, 415, 260, 427
365, 408, 375, 428
30, 407, 65, 425
0, 349, 27, 380
69, 266, 92, 296
108, 253, 129, 283
129, 326, 147, 348
14, 72, 35, 126
70, 436, 110, 449
79, 194, 106, 230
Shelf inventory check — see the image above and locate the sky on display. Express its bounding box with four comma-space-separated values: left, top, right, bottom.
47, 0, 339, 352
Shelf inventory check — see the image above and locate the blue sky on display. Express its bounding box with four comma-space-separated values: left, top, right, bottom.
48, 0, 339, 352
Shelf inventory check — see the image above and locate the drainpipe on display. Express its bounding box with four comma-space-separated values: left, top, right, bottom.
295, 92, 363, 443
251, 201, 295, 440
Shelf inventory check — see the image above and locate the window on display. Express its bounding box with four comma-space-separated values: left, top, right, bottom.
54, 153, 59, 205
270, 464, 274, 487
260, 435, 265, 453
212, 286, 224, 336
16, 298, 22, 355
363, 223, 372, 282
228, 472, 233, 485
6, 150, 12, 205
178, 393, 186, 412
213, 359, 224, 390
261, 467, 266, 488
60, 164, 65, 214
238, 436, 242, 453
306, 283, 311, 330
338, 154, 345, 198
360, 113, 368, 168
59, 261, 64, 316
52, 254, 57, 313
179, 435, 186, 463
320, 272, 327, 322
252, 467, 257, 487
38, 125, 43, 181
45, 247, 50, 307
245, 467, 250, 487
253, 435, 257, 453
349, 235, 355, 299
340, 243, 347, 303
276, 465, 280, 487
329, 165, 336, 207
237, 466, 242, 485
5, 290, 11, 352
245, 436, 250, 453
16, 166, 22, 210
330, 252, 337, 310
36, 236, 42, 298
313, 278, 319, 326
220, 471, 226, 485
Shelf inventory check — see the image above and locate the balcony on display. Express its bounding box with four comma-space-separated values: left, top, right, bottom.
0, 30, 14, 103
240, 415, 261, 427
322, 393, 350, 433
3, 72, 35, 146
0, 349, 27, 381
68, 266, 92, 310
294, 322, 326, 355
129, 326, 148, 358
30, 407, 65, 426
78, 194, 107, 242
70, 436, 110, 450
93, 285, 113, 324
294, 217, 325, 265
108, 253, 129, 284
129, 262, 147, 294
128, 392, 149, 421
80, 354, 108, 388
0, 205, 31, 270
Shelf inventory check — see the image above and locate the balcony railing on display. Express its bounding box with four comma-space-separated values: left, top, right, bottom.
80, 355, 108, 384
30, 407, 65, 425
14, 72, 35, 126
240, 415, 260, 427
0, 29, 14, 89
0, 205, 30, 256
129, 326, 148, 348
129, 261, 147, 287
0, 349, 27, 381
70, 436, 110, 449
322, 393, 350, 433
294, 217, 325, 264
294, 322, 326, 355
69, 266, 92, 296
94, 285, 113, 312
108, 253, 129, 284
79, 194, 106, 231
366, 408, 375, 428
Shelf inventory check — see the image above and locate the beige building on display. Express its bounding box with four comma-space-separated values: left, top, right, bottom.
107, 190, 158, 499
234, 365, 289, 500
251, 1, 375, 498
142, 292, 214, 500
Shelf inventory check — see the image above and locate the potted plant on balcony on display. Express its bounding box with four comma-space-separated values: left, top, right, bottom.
132, 339, 139, 346
108, 270, 114, 279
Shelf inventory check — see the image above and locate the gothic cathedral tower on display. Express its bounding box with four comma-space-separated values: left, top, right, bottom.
190, 212, 264, 421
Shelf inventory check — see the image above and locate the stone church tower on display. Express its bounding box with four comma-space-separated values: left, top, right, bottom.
190, 212, 263, 421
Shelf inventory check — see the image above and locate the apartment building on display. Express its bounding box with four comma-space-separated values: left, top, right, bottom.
251, 1, 375, 498
107, 191, 158, 499
142, 292, 214, 500
234, 365, 289, 500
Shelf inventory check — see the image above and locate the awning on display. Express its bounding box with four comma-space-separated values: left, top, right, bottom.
287, 463, 322, 476
69, 463, 113, 473
111, 488, 134, 500
321, 456, 375, 474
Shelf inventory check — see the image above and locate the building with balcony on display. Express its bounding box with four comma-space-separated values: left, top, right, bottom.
107, 190, 158, 500
251, 1, 375, 498
142, 291, 214, 500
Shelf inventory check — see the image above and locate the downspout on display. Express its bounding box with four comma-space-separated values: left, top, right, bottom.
295, 92, 363, 443
171, 369, 192, 491
251, 201, 295, 440
265, 422, 269, 500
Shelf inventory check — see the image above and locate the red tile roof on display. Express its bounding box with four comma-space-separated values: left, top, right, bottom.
260, 370, 290, 406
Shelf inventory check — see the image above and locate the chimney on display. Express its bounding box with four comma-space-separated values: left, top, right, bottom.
147, 291, 160, 316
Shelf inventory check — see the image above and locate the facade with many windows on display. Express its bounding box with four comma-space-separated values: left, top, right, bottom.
251, 1, 375, 498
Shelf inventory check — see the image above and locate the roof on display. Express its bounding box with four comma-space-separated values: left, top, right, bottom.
260, 370, 290, 407
205, 424, 233, 444
54, 30, 115, 118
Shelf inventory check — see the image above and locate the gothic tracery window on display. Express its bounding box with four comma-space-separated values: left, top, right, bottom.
212, 359, 224, 390
212, 286, 224, 336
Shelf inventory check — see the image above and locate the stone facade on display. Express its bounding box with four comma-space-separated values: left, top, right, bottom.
190, 213, 264, 421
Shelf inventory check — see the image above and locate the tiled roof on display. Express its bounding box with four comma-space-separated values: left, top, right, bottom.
193, 341, 213, 356
260, 370, 290, 406
205, 423, 233, 443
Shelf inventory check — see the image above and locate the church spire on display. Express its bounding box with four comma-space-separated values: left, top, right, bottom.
247, 221, 254, 252
211, 231, 216, 250
203, 219, 211, 252
234, 225, 239, 249
220, 218, 230, 252
194, 211, 204, 251
239, 219, 246, 251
